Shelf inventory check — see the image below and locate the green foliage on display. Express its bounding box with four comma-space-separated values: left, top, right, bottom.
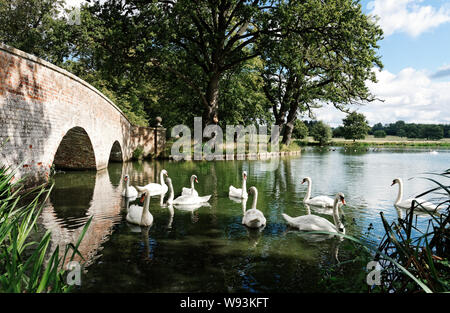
132, 145, 145, 160
310, 121, 332, 145
332, 126, 344, 138
370, 121, 449, 139
0, 165, 91, 293
342, 112, 371, 141
373, 130, 386, 138
293, 120, 309, 140
260, 0, 383, 144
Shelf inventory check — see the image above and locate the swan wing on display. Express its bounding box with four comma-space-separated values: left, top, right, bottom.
182, 187, 198, 197
122, 186, 138, 198
137, 183, 167, 196
126, 205, 143, 224
243, 209, 266, 228
306, 196, 334, 207
282, 214, 336, 232
398, 198, 437, 211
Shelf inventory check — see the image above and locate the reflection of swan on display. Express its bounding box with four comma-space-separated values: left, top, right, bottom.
282, 193, 346, 234
181, 175, 199, 197
173, 202, 210, 223
126, 190, 153, 226
166, 205, 174, 229
166, 177, 211, 205
302, 177, 334, 207
229, 171, 248, 199
136, 169, 168, 196
429, 150, 438, 155
242, 187, 266, 229
391, 178, 437, 211
122, 175, 138, 198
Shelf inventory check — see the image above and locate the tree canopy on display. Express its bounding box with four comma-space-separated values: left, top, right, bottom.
0, 0, 384, 137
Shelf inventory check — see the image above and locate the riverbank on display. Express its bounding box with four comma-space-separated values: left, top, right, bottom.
297, 135, 450, 148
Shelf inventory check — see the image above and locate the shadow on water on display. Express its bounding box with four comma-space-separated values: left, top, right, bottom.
32, 148, 450, 292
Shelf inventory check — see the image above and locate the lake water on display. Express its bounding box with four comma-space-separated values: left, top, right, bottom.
37, 147, 449, 292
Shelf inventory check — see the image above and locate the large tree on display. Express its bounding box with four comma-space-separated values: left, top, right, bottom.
342, 111, 371, 141
260, 0, 383, 145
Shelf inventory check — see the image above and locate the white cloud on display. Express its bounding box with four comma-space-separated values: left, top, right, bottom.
367, 0, 450, 37
315, 67, 450, 126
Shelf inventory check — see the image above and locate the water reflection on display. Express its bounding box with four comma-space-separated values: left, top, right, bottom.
34, 148, 449, 292
41, 168, 123, 268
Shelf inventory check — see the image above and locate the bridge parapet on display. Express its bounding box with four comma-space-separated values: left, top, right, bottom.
0, 44, 165, 188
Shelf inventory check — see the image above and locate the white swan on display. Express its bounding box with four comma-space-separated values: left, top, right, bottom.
302, 177, 334, 207
181, 175, 199, 197
122, 174, 138, 198
166, 177, 211, 205
126, 190, 153, 226
282, 193, 346, 234
136, 169, 168, 196
229, 171, 248, 199
391, 178, 437, 211
242, 186, 266, 228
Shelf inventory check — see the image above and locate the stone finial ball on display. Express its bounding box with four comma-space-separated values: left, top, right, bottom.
155, 116, 162, 126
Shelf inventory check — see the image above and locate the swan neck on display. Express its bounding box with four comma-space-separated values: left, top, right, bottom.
251, 190, 258, 209
160, 171, 166, 186
191, 176, 195, 189
333, 197, 343, 232
167, 181, 174, 203
304, 180, 312, 201
125, 178, 130, 197
242, 179, 247, 196
142, 194, 151, 221
395, 180, 403, 204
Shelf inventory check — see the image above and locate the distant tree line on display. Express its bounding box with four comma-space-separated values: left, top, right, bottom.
293, 116, 450, 143
368, 121, 450, 140
332, 120, 449, 140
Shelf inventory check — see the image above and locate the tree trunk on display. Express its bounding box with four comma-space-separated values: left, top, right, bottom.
281, 103, 298, 145
203, 73, 221, 126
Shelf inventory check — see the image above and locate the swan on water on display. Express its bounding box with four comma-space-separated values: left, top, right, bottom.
166, 177, 211, 205
229, 171, 248, 199
126, 190, 153, 226
181, 175, 199, 197
391, 178, 437, 211
242, 186, 266, 228
302, 177, 334, 207
282, 193, 346, 234
122, 174, 138, 198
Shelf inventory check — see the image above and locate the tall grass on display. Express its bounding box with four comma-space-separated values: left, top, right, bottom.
0, 164, 91, 293
373, 169, 450, 292
303, 169, 450, 293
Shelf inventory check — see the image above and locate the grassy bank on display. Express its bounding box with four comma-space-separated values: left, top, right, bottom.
161, 136, 303, 159
295, 135, 450, 148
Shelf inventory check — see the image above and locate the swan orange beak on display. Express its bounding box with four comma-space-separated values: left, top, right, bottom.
124, 176, 128, 182
391, 181, 396, 186
341, 199, 346, 205
139, 193, 145, 203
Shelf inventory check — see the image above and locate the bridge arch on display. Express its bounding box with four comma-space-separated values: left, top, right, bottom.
53, 126, 96, 170
109, 140, 123, 163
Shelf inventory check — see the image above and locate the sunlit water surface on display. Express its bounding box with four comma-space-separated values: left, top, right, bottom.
36, 147, 449, 292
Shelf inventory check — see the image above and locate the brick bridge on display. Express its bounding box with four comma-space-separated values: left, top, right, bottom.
0, 44, 165, 187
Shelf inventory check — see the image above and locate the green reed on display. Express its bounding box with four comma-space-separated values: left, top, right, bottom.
0, 164, 91, 293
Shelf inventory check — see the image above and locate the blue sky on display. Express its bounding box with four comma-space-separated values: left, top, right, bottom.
66, 0, 450, 126
315, 0, 450, 126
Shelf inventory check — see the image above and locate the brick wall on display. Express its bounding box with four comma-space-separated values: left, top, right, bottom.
0, 44, 165, 188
